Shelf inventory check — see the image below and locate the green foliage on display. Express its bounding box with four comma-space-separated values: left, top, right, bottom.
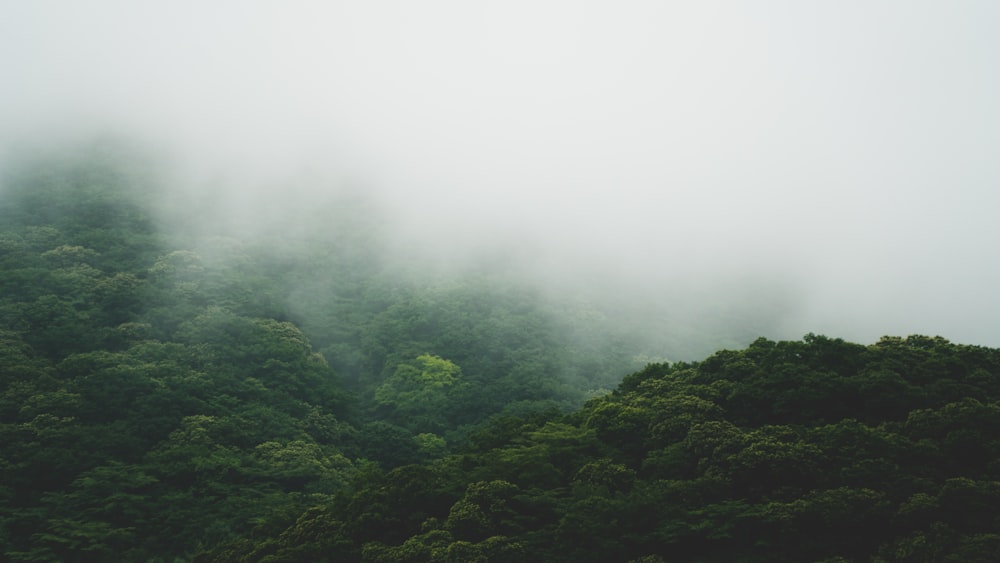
374, 354, 467, 433
5, 145, 1000, 561
0, 148, 360, 560
229, 333, 1000, 562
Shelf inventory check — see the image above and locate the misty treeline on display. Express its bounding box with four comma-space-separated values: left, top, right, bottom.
2, 143, 1000, 561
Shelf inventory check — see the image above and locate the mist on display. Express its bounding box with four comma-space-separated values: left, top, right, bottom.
3, 1, 1000, 355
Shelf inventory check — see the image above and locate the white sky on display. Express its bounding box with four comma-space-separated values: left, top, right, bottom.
2, 1, 999, 347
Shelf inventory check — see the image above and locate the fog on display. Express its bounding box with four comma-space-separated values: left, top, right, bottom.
3, 1, 1000, 353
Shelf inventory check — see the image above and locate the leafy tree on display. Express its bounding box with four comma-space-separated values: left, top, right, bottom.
374, 354, 467, 433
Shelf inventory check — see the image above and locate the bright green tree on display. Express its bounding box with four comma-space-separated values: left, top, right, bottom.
374, 354, 467, 433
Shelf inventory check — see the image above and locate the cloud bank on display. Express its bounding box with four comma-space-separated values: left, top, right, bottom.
2, 1, 999, 350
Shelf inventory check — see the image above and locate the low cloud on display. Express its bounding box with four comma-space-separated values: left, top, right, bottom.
3, 1, 999, 353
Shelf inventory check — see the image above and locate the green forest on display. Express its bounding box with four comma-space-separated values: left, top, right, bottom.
2, 144, 1000, 562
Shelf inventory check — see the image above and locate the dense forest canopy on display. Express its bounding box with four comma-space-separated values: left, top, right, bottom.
4, 0, 1000, 558
1, 145, 999, 561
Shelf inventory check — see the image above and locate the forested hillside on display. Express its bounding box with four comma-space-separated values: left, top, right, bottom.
2, 146, 1000, 561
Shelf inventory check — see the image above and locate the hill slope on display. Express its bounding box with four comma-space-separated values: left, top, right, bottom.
2, 146, 999, 561
207, 334, 1000, 562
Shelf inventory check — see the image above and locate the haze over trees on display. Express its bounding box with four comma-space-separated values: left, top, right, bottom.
1, 145, 1000, 561
3, 1, 999, 351
2, 2, 1000, 560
